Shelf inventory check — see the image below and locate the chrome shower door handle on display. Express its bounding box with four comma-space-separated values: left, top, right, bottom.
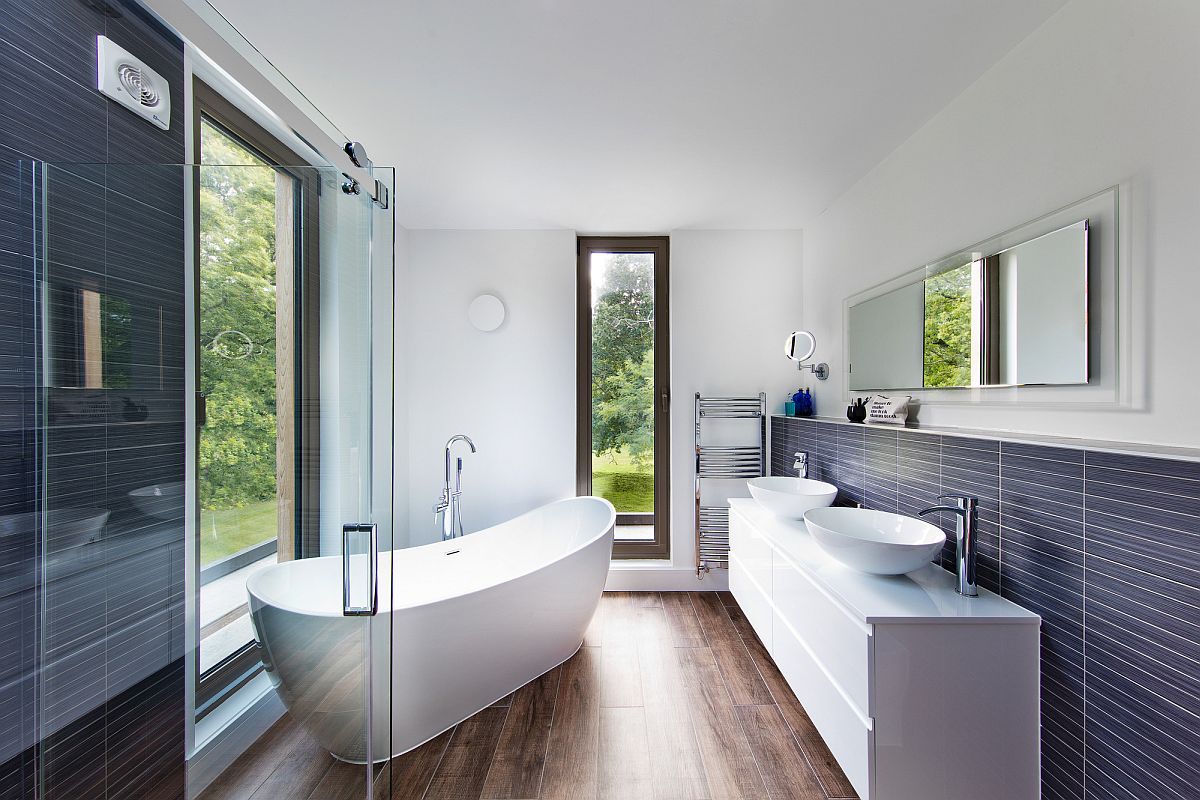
342, 522, 378, 616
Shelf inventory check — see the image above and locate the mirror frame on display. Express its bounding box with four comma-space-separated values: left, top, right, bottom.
840, 185, 1131, 410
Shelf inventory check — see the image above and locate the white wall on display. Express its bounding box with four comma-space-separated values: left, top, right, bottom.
669, 230, 804, 571
391, 225, 410, 547
802, 0, 1200, 447
396, 229, 803, 576
401, 230, 577, 545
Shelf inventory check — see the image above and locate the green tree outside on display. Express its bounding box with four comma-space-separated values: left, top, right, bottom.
590, 254, 656, 511
923, 264, 973, 388
197, 122, 281, 564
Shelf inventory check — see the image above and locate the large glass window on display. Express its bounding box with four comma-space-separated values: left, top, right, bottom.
577, 238, 670, 558
194, 84, 306, 707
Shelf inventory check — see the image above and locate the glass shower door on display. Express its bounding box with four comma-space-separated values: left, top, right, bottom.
34, 161, 195, 800
31, 160, 394, 799
206, 162, 395, 796
300, 165, 395, 796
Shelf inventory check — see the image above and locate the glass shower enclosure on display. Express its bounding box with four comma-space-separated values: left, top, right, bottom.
22, 159, 395, 799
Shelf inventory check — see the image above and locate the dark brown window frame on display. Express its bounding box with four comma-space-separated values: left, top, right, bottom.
192, 79, 321, 713
576, 236, 671, 560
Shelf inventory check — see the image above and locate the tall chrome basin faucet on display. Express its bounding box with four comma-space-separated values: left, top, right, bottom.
436, 434, 476, 540
919, 494, 979, 597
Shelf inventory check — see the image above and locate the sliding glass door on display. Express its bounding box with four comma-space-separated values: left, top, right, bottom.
33, 143, 394, 796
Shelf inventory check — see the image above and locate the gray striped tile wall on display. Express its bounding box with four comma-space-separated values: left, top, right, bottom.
772, 416, 1200, 800
0, 1, 186, 797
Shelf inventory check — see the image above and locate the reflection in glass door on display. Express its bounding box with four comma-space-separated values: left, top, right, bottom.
191, 80, 394, 798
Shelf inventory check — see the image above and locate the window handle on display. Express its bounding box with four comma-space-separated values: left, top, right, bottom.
660, 388, 670, 413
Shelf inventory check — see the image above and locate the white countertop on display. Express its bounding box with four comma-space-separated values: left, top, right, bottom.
729, 499, 1040, 625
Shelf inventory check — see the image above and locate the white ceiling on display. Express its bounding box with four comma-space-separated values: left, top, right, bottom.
209, 0, 1065, 231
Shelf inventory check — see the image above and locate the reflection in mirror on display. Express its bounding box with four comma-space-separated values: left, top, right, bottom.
848, 283, 924, 389
923, 261, 975, 388
44, 284, 140, 389
847, 220, 1088, 391
784, 330, 817, 362
994, 221, 1089, 385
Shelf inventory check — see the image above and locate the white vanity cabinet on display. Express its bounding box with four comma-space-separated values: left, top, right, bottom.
728, 499, 1040, 800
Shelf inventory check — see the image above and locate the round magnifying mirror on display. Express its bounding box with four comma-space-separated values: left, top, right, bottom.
468, 294, 506, 332
784, 330, 817, 362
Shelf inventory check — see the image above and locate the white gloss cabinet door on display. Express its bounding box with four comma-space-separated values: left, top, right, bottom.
729, 512, 774, 650
771, 551, 873, 715
871, 624, 1040, 800
771, 609, 873, 798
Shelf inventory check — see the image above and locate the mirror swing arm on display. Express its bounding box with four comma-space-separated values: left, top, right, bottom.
784, 330, 830, 380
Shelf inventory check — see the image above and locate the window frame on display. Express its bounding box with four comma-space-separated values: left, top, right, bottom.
576, 236, 671, 560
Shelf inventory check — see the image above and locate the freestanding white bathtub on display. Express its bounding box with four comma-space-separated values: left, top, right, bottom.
246, 496, 615, 763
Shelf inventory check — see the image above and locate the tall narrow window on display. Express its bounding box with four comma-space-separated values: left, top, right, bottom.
577, 237, 670, 559
193, 81, 315, 713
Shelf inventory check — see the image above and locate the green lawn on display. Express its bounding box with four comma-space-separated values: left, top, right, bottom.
592, 449, 654, 513
200, 499, 277, 567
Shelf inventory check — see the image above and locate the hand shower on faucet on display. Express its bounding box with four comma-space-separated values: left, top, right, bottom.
436, 435, 476, 540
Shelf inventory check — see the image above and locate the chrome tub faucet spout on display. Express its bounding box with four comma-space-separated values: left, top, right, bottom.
436, 434, 476, 540
919, 494, 979, 597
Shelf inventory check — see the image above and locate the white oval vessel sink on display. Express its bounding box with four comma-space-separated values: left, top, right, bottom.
803, 507, 945, 575
747, 477, 838, 519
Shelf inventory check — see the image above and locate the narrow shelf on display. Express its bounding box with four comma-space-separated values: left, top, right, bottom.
771, 415, 1200, 464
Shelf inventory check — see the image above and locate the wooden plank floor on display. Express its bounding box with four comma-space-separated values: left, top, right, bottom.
200, 592, 857, 800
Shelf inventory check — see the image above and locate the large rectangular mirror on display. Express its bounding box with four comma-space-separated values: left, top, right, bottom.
847, 220, 1088, 391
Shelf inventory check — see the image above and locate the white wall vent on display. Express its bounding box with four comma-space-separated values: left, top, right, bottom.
96, 35, 170, 131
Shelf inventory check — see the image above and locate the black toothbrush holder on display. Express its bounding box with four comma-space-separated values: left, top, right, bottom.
847, 396, 869, 423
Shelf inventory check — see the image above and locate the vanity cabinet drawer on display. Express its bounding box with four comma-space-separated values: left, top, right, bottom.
772, 554, 872, 715
729, 553, 772, 651
730, 512, 774, 649
773, 606, 872, 799
730, 511, 772, 600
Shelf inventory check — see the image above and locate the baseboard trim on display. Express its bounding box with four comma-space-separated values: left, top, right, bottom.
605, 565, 728, 591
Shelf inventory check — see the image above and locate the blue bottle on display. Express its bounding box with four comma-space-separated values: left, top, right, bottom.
794, 388, 814, 417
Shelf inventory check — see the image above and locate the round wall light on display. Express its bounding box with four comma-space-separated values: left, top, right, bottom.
468, 293, 506, 332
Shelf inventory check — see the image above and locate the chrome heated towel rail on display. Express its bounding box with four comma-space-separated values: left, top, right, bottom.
695, 393, 766, 577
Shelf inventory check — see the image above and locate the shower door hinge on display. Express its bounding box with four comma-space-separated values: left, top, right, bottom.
342, 174, 389, 209
372, 179, 389, 209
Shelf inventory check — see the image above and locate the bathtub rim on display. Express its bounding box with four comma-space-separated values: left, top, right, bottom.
247, 495, 615, 618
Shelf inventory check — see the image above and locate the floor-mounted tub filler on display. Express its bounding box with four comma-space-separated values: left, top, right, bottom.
246, 496, 616, 762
